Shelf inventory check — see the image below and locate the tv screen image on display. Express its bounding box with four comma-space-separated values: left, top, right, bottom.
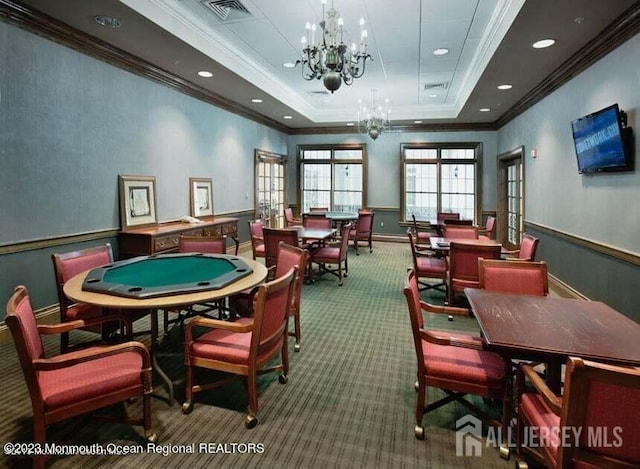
571, 104, 631, 174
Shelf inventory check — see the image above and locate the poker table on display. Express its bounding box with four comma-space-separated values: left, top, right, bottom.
81, 253, 253, 299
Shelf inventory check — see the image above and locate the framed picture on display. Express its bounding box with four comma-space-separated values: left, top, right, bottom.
190, 177, 214, 217
118, 175, 158, 229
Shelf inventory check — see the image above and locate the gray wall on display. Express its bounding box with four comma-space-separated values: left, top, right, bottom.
0, 22, 287, 313
497, 33, 640, 320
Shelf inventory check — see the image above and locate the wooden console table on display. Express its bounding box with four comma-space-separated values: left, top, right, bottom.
118, 217, 239, 258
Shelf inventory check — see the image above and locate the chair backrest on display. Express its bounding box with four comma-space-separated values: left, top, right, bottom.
556, 357, 640, 468
52, 244, 114, 310
519, 233, 539, 261
443, 218, 473, 226
303, 213, 332, 229
248, 219, 265, 258
449, 242, 502, 283
479, 259, 548, 296
275, 243, 308, 314
355, 211, 374, 237
403, 269, 425, 366
437, 212, 460, 223
310, 207, 329, 212
284, 208, 299, 226
6, 286, 45, 403
407, 233, 422, 273
250, 267, 297, 358
337, 222, 352, 259
263, 228, 300, 269
179, 235, 226, 254
442, 225, 479, 239
483, 216, 496, 239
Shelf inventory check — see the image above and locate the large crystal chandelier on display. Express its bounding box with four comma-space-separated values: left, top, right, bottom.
295, 0, 372, 93
358, 89, 391, 140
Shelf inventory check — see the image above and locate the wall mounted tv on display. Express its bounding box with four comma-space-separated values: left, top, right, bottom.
571, 103, 634, 174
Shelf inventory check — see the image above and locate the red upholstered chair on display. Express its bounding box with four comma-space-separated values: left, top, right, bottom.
403, 270, 510, 455
284, 208, 302, 227
504, 233, 539, 261
349, 210, 374, 255
479, 259, 548, 296
179, 234, 227, 254
447, 242, 501, 305
408, 233, 446, 294
52, 244, 124, 353
182, 267, 297, 428
248, 219, 265, 260
516, 357, 640, 468
411, 214, 434, 244
308, 222, 351, 285
303, 213, 332, 230
6, 286, 155, 468
263, 228, 300, 271
437, 212, 460, 224
479, 216, 496, 240
442, 225, 479, 239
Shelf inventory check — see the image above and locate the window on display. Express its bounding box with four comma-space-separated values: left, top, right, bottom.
401, 143, 481, 223
298, 145, 366, 212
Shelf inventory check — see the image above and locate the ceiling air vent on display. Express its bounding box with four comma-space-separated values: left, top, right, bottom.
423, 82, 449, 91
202, 0, 252, 22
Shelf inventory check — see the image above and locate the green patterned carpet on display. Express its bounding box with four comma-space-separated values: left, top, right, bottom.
0, 242, 513, 468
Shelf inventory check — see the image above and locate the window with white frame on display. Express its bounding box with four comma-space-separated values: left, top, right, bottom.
298, 145, 366, 212
401, 143, 480, 223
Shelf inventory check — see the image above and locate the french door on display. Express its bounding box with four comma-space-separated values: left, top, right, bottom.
497, 146, 524, 250
255, 150, 287, 228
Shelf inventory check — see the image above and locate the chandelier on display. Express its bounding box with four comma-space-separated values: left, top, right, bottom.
295, 0, 372, 93
358, 89, 391, 140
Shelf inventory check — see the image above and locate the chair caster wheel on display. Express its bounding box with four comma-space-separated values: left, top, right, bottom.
181, 401, 194, 414
414, 425, 425, 440
499, 444, 510, 460
278, 374, 288, 384
146, 432, 158, 444
447, 315, 453, 321
245, 414, 258, 429
515, 459, 528, 469
294, 343, 301, 352
414, 381, 419, 392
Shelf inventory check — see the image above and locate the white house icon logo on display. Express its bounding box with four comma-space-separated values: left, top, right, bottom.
456, 414, 482, 457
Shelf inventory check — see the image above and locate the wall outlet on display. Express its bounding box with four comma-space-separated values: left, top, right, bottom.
380, 221, 384, 227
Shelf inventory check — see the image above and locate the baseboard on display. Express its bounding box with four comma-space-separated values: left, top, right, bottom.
372, 234, 406, 243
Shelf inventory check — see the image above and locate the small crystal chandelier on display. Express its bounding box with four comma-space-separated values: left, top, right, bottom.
295, 0, 372, 93
358, 89, 391, 140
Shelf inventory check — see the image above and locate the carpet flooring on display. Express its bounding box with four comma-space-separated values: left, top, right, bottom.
1, 242, 514, 468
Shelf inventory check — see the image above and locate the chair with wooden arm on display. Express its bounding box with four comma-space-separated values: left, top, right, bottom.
182, 267, 297, 428
503, 233, 539, 261
479, 215, 496, 240
411, 214, 434, 245
308, 222, 351, 285
284, 207, 302, 227
403, 270, 511, 457
408, 232, 447, 294
516, 357, 640, 468
248, 219, 266, 260
447, 241, 501, 306
6, 285, 156, 469
349, 210, 374, 255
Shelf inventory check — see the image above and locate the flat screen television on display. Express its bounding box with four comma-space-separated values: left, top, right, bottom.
571, 103, 633, 174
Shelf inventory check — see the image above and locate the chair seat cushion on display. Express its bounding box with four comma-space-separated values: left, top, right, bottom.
39, 349, 143, 410
416, 257, 447, 275
423, 337, 505, 390
311, 246, 340, 262
416, 232, 431, 242
520, 392, 561, 459
255, 244, 265, 255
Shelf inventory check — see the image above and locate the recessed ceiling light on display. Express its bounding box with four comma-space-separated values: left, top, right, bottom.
479, 108, 491, 112
414, 120, 423, 124
251, 98, 263, 103
433, 48, 449, 56
428, 94, 438, 98
282, 62, 296, 69
283, 115, 293, 120
346, 122, 355, 126
198, 71, 213, 78
94, 15, 121, 28
532, 39, 555, 49
497, 84, 513, 90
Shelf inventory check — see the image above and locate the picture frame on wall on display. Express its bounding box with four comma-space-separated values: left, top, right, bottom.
118, 175, 158, 230
190, 177, 214, 218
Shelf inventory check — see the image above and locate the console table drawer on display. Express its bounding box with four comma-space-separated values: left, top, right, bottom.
154, 236, 180, 252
